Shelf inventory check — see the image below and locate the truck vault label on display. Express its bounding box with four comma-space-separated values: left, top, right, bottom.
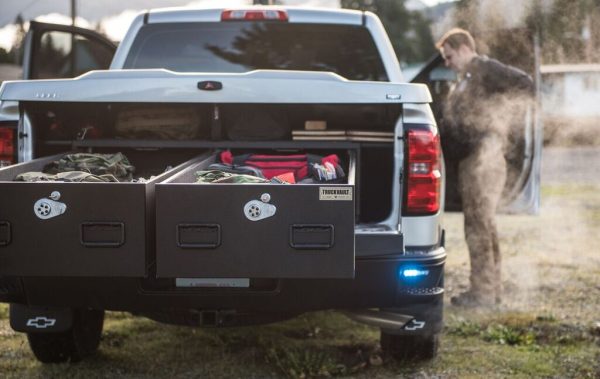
319, 187, 353, 201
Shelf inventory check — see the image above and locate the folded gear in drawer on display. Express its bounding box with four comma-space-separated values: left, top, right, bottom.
195, 150, 346, 184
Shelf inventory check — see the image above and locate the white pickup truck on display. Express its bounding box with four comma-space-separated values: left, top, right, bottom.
0, 6, 540, 363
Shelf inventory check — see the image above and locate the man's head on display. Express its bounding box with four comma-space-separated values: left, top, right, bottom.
436, 28, 478, 73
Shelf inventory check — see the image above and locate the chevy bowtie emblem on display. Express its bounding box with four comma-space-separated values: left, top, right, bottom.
27, 316, 57, 329
198, 81, 223, 91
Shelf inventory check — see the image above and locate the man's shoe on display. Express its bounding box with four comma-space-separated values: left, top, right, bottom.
450, 291, 494, 307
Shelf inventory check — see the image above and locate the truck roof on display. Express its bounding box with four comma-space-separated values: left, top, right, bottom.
146, 6, 364, 25
111, 6, 402, 81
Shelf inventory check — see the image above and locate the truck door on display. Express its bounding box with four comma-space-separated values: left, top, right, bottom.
410, 31, 542, 215
1, 22, 115, 166
22, 21, 116, 80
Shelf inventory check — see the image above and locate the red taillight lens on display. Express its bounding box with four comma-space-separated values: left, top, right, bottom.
404, 129, 441, 214
221, 9, 289, 21
0, 127, 15, 166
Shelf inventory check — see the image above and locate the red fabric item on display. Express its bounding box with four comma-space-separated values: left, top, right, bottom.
274, 172, 296, 184
219, 151, 341, 181
246, 160, 307, 179
234, 153, 310, 179
220, 150, 233, 164
321, 154, 339, 166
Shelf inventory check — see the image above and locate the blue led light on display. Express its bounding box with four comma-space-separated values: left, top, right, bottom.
401, 268, 430, 278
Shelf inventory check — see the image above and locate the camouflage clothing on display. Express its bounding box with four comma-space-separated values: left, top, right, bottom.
115, 105, 203, 140
15, 171, 120, 183
195, 170, 270, 184
195, 170, 292, 184
443, 56, 534, 304
44, 153, 135, 182
16, 152, 136, 183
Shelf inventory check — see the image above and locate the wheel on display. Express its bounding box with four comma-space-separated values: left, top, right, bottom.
380, 332, 440, 361
27, 309, 104, 363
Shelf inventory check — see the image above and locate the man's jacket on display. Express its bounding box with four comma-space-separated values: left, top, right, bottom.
442, 55, 534, 161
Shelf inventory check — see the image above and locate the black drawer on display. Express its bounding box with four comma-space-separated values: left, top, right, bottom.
0, 153, 200, 277
155, 155, 355, 279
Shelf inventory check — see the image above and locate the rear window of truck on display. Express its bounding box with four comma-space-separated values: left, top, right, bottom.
123, 22, 388, 81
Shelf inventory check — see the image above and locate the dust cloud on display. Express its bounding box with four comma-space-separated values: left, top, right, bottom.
439, 0, 600, 317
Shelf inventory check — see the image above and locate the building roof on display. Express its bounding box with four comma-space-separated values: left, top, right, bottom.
541, 64, 600, 74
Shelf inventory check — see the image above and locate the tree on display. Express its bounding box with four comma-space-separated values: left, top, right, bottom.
0, 47, 12, 64
341, 0, 436, 64
8, 13, 27, 65
455, 0, 600, 65
537, 0, 600, 63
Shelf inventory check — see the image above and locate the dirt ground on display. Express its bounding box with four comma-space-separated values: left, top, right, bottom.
0, 146, 599, 378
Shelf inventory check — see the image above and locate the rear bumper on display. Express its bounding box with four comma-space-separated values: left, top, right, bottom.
3, 247, 445, 313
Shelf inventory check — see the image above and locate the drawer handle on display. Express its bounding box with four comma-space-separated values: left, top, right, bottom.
80, 222, 125, 247
290, 224, 334, 249
177, 224, 221, 249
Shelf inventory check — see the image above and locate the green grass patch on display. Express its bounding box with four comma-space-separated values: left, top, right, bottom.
482, 324, 536, 346
541, 184, 599, 197
446, 311, 597, 349
265, 346, 347, 378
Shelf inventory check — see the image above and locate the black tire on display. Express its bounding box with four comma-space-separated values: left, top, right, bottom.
27, 309, 104, 363
380, 332, 440, 361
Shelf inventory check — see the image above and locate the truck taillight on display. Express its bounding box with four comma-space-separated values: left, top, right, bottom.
221, 9, 289, 21
404, 129, 441, 215
0, 127, 15, 167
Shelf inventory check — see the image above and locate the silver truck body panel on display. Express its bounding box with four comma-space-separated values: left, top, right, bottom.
363, 11, 403, 82
402, 215, 442, 246
402, 103, 436, 125
0, 70, 431, 104
109, 13, 146, 71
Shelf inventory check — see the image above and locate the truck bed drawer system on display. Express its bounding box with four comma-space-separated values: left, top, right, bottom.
156, 152, 355, 278
0, 149, 356, 279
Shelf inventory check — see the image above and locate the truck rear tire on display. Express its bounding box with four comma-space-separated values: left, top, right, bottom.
27, 309, 104, 363
380, 332, 440, 361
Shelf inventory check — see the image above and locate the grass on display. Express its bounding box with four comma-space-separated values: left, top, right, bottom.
0, 307, 598, 378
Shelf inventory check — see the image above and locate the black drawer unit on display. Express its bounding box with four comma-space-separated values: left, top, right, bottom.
0, 153, 200, 277
155, 153, 356, 279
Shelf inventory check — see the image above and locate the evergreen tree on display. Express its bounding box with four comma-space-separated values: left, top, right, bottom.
523, 0, 600, 64
8, 13, 26, 65
341, 0, 436, 64
453, 0, 479, 33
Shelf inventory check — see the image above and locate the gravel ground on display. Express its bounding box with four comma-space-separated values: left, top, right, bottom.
446, 144, 600, 321
542, 146, 600, 185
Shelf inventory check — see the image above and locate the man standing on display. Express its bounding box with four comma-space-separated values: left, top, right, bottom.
436, 28, 534, 307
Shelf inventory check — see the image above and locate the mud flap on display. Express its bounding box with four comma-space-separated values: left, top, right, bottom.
9, 303, 73, 333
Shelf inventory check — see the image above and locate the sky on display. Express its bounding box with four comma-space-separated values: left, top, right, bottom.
0, 0, 452, 50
